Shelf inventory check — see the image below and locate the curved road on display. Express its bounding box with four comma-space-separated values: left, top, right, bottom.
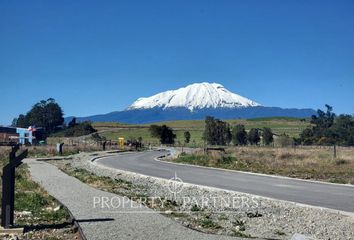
96, 150, 354, 213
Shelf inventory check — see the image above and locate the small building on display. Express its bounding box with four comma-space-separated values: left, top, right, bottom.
0, 127, 17, 145
0, 126, 36, 145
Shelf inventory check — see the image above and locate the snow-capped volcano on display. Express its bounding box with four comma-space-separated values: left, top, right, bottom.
127, 82, 260, 111
67, 82, 315, 123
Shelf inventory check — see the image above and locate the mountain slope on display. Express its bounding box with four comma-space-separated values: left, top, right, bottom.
65, 82, 317, 124
128, 82, 260, 110
66, 107, 316, 124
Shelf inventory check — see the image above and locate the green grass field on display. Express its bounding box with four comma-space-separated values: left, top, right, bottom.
94, 117, 311, 146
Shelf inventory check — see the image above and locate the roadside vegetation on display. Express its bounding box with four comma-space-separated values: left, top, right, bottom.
25, 145, 104, 158
173, 147, 354, 184
0, 147, 78, 239
168, 105, 354, 184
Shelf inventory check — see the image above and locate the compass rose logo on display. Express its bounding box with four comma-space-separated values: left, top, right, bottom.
168, 172, 184, 198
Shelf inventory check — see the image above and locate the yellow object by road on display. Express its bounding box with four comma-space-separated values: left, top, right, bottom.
118, 137, 124, 148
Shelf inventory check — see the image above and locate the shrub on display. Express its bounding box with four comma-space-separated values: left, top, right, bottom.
184, 131, 191, 144
262, 127, 274, 145
52, 122, 96, 137
149, 125, 176, 144
218, 155, 234, 165
335, 158, 348, 165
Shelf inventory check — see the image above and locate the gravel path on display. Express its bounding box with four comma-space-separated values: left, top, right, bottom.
25, 159, 246, 240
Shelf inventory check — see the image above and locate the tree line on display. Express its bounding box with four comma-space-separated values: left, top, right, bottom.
204, 116, 274, 146
203, 105, 354, 147
148, 117, 275, 146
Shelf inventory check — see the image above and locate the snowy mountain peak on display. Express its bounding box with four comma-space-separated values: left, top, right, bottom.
127, 82, 261, 111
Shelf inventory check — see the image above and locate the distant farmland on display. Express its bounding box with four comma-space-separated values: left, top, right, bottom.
93, 117, 310, 146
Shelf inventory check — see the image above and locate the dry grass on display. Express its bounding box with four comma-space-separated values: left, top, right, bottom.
0, 145, 103, 166
175, 146, 354, 184
26, 145, 104, 157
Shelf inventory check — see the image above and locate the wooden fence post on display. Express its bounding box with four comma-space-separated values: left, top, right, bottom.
1, 144, 28, 229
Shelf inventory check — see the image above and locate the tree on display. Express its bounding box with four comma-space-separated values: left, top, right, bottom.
309, 104, 335, 143
247, 128, 260, 145
11, 118, 18, 127
41, 99, 64, 133
160, 125, 176, 144
203, 116, 232, 145
299, 127, 314, 145
149, 125, 176, 144
262, 127, 274, 145
232, 124, 247, 146
218, 119, 232, 145
68, 117, 77, 128
149, 125, 162, 138
299, 105, 354, 146
329, 114, 354, 146
16, 114, 29, 128
14, 98, 64, 136
204, 116, 217, 145
184, 131, 191, 144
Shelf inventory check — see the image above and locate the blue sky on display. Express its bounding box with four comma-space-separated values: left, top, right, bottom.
1, 0, 353, 125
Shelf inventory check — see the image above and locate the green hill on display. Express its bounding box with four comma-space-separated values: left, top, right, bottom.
93, 117, 310, 146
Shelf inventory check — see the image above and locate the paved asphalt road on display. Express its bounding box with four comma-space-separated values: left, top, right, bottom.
96, 150, 354, 213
